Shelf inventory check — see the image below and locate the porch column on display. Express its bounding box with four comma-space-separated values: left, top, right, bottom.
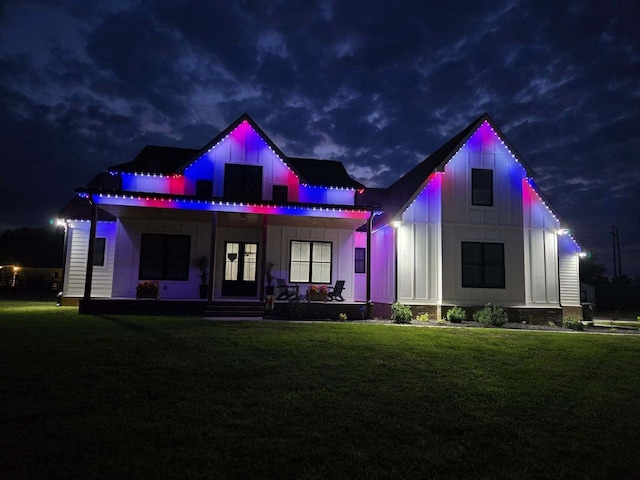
83, 198, 98, 300
260, 215, 268, 301
207, 213, 217, 302
366, 213, 372, 304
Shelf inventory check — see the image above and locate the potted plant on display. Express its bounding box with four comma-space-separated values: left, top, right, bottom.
264, 261, 275, 296
193, 256, 208, 299
136, 281, 159, 300
306, 285, 328, 302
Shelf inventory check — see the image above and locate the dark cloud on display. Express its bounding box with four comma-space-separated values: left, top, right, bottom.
0, 0, 639, 278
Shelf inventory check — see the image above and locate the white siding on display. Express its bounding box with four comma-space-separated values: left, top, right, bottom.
397, 174, 442, 304
440, 123, 527, 306
64, 221, 116, 298
558, 235, 581, 307
522, 180, 561, 306
112, 219, 211, 299
370, 225, 395, 305
265, 225, 357, 301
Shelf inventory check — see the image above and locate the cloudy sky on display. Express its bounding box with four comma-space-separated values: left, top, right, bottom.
1, 0, 639, 279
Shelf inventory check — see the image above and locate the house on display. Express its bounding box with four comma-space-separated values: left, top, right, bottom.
58, 113, 584, 321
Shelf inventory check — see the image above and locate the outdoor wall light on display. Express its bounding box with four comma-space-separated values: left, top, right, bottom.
556, 228, 570, 236
578, 252, 588, 258
391, 220, 402, 229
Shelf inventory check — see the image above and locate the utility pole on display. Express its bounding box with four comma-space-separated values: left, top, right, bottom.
610, 226, 622, 280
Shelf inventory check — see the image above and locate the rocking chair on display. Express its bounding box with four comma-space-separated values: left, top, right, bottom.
327, 280, 345, 302
276, 278, 299, 300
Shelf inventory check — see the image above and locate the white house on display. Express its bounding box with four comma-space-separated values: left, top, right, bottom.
59, 113, 584, 321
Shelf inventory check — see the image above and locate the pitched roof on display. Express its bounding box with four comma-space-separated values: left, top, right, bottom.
361, 113, 535, 225
288, 157, 364, 189
109, 145, 199, 175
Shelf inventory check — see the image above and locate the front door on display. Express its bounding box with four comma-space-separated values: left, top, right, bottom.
221, 242, 258, 297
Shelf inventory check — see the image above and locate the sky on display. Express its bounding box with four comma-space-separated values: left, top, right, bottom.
1, 0, 639, 280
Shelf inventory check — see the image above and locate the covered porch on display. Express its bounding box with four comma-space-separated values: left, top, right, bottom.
77, 193, 375, 306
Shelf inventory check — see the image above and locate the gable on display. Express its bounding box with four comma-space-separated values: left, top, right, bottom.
380, 114, 537, 227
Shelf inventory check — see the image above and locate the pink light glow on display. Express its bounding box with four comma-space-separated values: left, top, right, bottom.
90, 193, 370, 219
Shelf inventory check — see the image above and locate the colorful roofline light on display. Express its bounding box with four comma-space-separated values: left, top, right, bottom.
82, 192, 373, 220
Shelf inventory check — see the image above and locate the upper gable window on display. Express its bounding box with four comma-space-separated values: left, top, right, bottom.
224, 164, 262, 202
472, 168, 493, 206
272, 185, 288, 203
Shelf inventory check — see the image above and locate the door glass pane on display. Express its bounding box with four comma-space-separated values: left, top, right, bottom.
243, 243, 257, 281
225, 243, 239, 281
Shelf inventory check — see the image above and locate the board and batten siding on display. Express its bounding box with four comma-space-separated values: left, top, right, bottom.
522, 179, 561, 306
440, 125, 527, 306
369, 225, 395, 305
266, 225, 357, 301
64, 221, 117, 298
396, 173, 442, 304
111, 219, 211, 299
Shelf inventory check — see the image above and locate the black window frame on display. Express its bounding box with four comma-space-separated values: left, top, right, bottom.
289, 240, 332, 284
92, 237, 106, 267
272, 185, 288, 203
139, 233, 191, 281
471, 168, 494, 206
224, 164, 263, 201
354, 247, 366, 274
461, 241, 505, 289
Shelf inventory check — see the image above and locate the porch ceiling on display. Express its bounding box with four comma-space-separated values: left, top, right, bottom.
99, 205, 367, 229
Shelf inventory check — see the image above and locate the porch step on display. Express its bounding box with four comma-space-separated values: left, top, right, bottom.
204, 301, 264, 319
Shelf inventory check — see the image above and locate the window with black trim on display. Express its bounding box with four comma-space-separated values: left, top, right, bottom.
224, 164, 262, 201
355, 247, 366, 274
272, 185, 288, 203
139, 234, 191, 280
462, 242, 505, 288
196, 180, 213, 198
93, 237, 106, 266
472, 168, 493, 206
289, 240, 332, 283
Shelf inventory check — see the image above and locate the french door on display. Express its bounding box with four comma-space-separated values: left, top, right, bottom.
221, 242, 258, 297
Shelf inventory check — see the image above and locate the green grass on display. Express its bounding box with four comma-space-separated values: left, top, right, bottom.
1, 301, 640, 479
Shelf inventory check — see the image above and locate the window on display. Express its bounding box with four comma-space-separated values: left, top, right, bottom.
224, 164, 263, 201
272, 185, 288, 203
289, 240, 332, 283
355, 247, 366, 274
195, 180, 213, 198
92, 237, 106, 266
139, 234, 190, 280
462, 242, 505, 288
472, 168, 493, 206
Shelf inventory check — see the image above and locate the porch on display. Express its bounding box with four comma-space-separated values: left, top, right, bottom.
77, 297, 371, 321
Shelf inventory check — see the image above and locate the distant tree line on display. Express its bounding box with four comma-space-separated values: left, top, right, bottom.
0, 227, 64, 268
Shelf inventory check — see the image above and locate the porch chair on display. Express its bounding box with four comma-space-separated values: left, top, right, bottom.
276, 278, 298, 300
327, 280, 345, 302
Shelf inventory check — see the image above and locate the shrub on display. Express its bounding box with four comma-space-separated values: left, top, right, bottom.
547, 321, 557, 328
435, 318, 446, 325
562, 314, 584, 331
446, 306, 466, 323
416, 312, 430, 322
338, 313, 348, 322
473, 304, 508, 328
391, 302, 412, 324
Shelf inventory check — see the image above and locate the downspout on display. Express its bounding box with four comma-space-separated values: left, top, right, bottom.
83, 197, 98, 300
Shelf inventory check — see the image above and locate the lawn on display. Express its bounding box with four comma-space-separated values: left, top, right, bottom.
1, 301, 639, 479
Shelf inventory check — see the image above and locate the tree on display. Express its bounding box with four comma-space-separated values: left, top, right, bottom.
0, 227, 64, 267
579, 254, 608, 285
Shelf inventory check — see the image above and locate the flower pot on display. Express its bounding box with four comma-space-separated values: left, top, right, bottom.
306, 292, 328, 302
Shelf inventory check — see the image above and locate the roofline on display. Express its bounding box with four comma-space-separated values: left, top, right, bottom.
392, 113, 536, 222
175, 113, 307, 182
